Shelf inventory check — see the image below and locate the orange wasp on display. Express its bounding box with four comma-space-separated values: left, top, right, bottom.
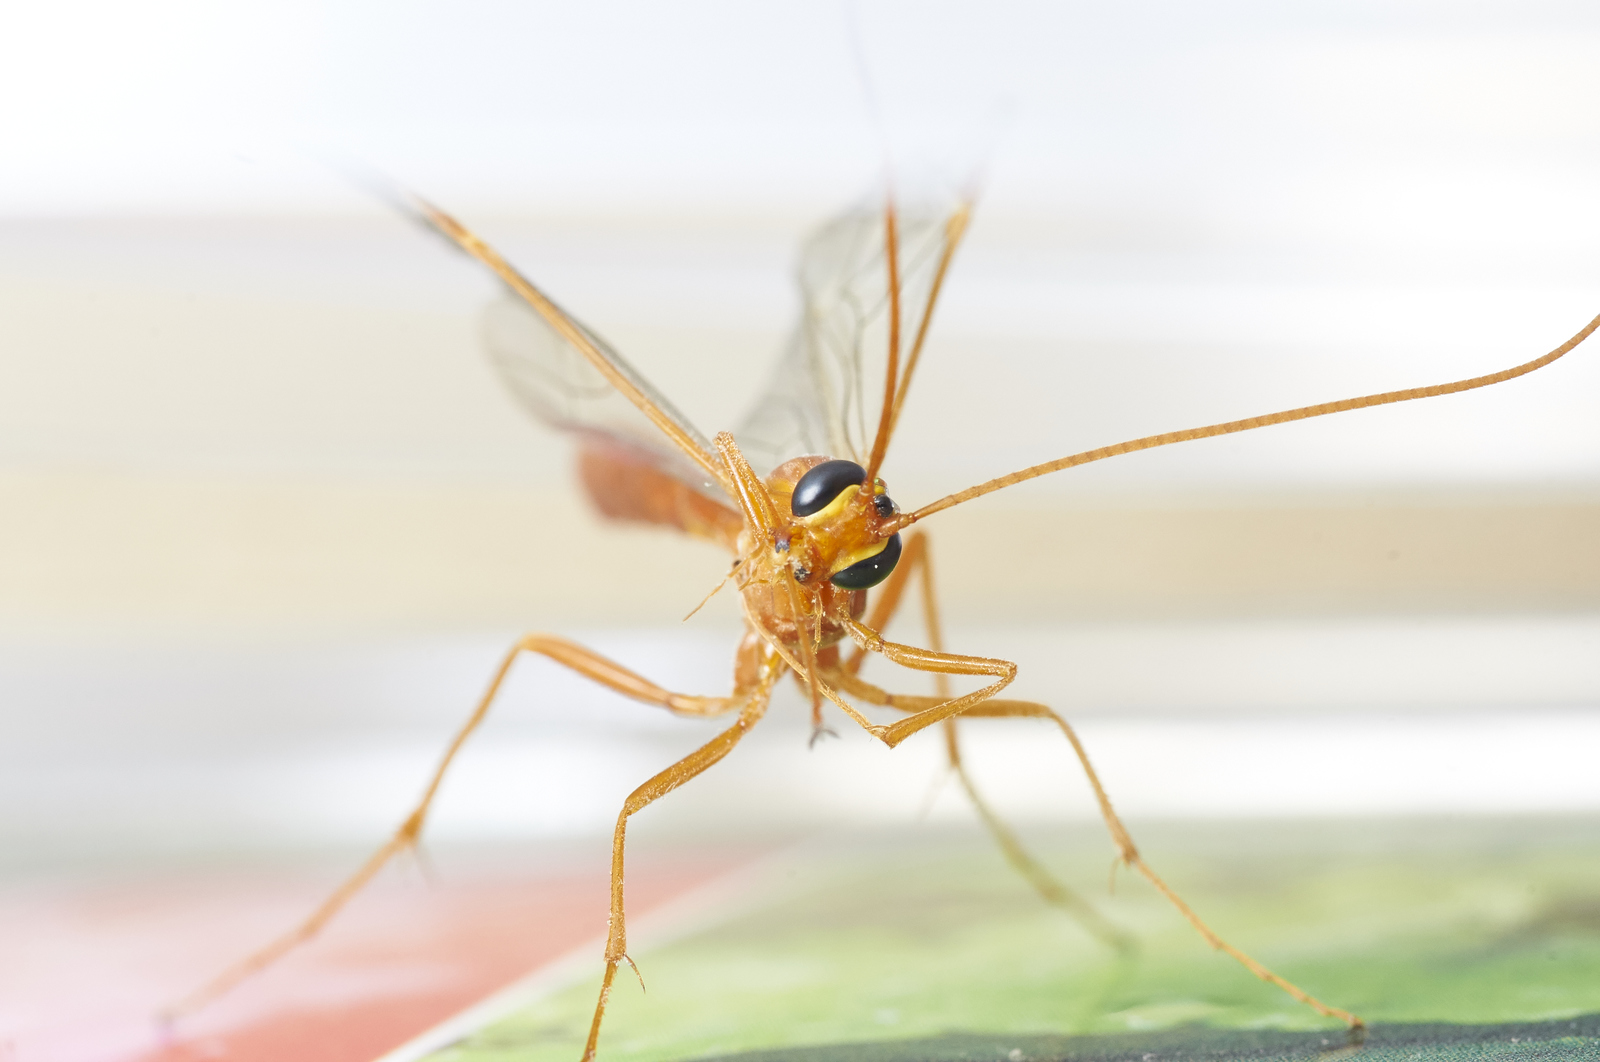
171, 191, 1599, 1058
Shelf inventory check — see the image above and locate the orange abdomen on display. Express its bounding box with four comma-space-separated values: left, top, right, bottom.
577, 443, 744, 550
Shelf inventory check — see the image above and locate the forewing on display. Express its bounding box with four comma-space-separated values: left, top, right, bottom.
734, 201, 961, 476
483, 292, 726, 499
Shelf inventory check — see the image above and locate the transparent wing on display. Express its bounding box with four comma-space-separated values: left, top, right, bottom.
483, 292, 726, 499
734, 200, 965, 477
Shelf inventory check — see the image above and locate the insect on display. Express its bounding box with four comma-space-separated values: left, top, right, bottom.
167, 189, 1598, 1058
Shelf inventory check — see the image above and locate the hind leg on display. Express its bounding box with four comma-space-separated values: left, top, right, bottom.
939, 717, 1134, 952
849, 681, 1362, 1030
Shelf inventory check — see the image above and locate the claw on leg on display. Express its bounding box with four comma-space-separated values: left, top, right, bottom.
808, 724, 839, 747
622, 954, 646, 992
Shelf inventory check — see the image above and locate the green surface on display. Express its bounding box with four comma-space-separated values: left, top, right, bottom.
429, 818, 1600, 1062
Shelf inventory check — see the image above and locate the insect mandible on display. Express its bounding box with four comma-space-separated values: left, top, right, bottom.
166, 189, 1600, 1058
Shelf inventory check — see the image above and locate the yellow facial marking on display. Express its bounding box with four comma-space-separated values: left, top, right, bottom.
830, 536, 890, 576
795, 483, 861, 526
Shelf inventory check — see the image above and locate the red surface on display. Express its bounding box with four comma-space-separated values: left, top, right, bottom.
3, 850, 746, 1062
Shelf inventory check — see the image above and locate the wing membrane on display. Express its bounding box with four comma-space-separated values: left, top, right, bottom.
735, 200, 966, 476
419, 193, 964, 493
483, 292, 726, 499
404, 197, 730, 500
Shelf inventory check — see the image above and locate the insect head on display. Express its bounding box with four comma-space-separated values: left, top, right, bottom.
788, 459, 902, 589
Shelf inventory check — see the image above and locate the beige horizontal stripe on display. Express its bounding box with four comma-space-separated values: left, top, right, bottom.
0, 471, 1594, 639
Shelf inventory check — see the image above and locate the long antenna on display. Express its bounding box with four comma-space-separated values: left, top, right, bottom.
896, 313, 1600, 527
864, 200, 903, 484
888, 203, 972, 441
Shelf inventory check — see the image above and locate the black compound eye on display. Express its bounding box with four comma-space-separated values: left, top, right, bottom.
791, 459, 868, 517
830, 533, 902, 590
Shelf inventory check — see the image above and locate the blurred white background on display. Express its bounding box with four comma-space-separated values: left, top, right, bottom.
1, 1, 1598, 870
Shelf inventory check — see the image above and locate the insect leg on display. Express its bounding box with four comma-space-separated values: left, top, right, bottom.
853, 684, 1362, 1029
818, 620, 1358, 1023
962, 699, 1362, 1028
839, 535, 1129, 950
583, 648, 781, 1062
837, 614, 1018, 748
825, 655, 1363, 1030
167, 633, 748, 1022
844, 530, 945, 690
940, 718, 1134, 953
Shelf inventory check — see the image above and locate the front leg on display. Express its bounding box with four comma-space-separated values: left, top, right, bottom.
839, 614, 1017, 748
583, 647, 782, 1062
167, 633, 749, 1023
